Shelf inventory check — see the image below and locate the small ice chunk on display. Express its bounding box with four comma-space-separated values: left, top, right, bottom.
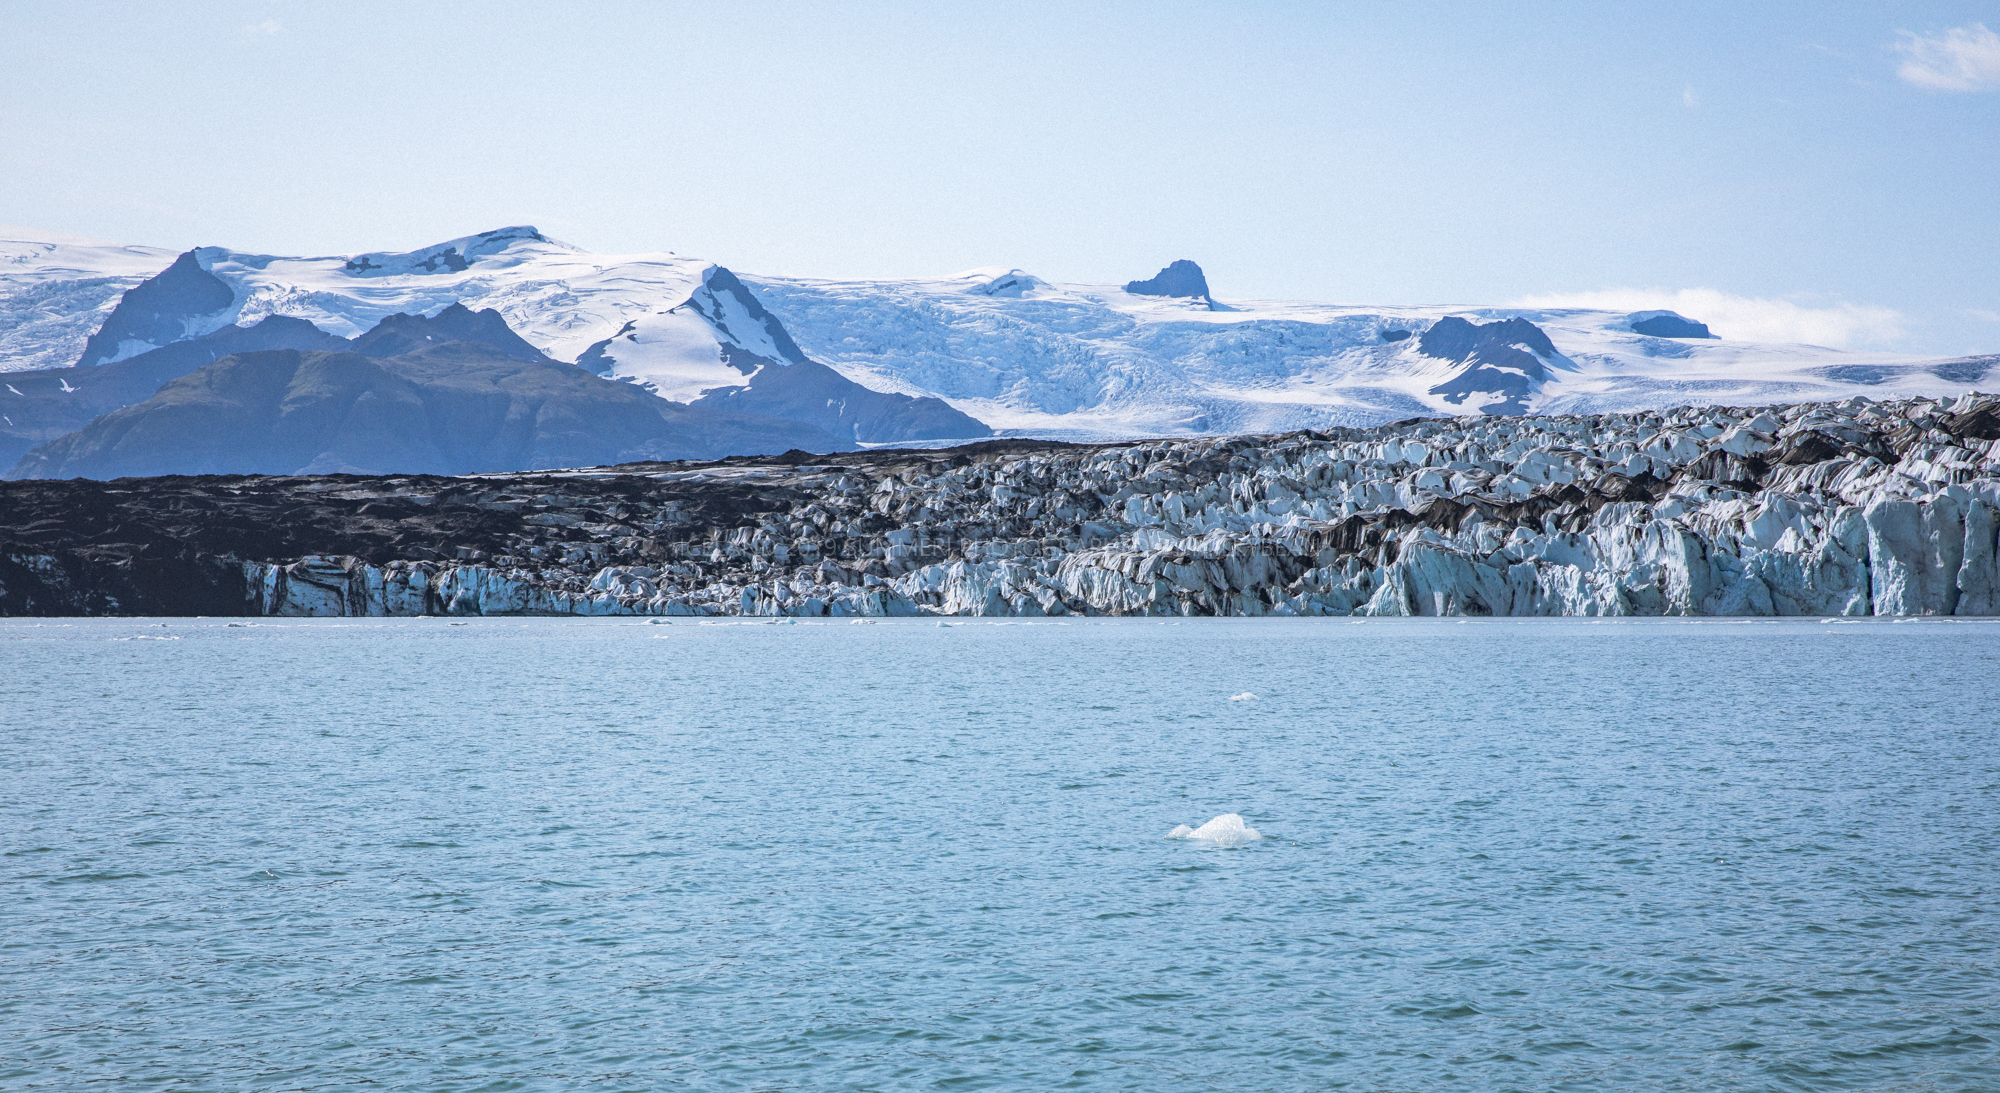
1228, 691, 1257, 701
1166, 813, 1262, 847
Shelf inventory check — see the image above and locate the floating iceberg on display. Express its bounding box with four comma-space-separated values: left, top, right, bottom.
1167, 813, 1263, 847
1228, 691, 1258, 701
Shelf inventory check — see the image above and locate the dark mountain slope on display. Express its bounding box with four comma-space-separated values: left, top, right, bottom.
77, 249, 235, 366
694, 357, 988, 442
10, 343, 850, 479
0, 316, 348, 468
349, 302, 553, 362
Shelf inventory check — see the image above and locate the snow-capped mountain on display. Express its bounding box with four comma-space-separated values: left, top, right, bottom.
3, 225, 1994, 448
0, 226, 981, 448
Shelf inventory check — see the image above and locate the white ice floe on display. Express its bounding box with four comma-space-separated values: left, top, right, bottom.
1228, 691, 1258, 701
1166, 813, 1263, 847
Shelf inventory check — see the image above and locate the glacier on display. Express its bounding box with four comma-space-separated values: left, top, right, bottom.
743, 268, 1998, 439
0, 226, 177, 373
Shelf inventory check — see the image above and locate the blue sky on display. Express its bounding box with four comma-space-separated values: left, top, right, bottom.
3, 1, 1997, 353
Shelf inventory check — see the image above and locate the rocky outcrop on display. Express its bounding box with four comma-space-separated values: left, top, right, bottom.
1421, 317, 1571, 415
347, 302, 554, 362
76, 249, 236, 366
1629, 311, 1716, 339
1124, 260, 1212, 300
3, 394, 1997, 618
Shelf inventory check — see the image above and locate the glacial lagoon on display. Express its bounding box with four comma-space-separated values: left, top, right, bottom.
4, 617, 1997, 1091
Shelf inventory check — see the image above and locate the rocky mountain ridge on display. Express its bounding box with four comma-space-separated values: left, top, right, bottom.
4, 394, 1996, 618
5, 306, 858, 478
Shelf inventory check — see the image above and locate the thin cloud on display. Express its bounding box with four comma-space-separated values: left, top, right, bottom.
1895, 23, 2000, 91
1681, 85, 1698, 107
244, 18, 283, 36
1508, 288, 1906, 349
1967, 308, 2000, 323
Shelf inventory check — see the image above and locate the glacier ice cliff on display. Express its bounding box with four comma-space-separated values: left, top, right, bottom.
2, 393, 1998, 619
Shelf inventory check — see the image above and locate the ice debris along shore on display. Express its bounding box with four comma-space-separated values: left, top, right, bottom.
2, 393, 1998, 618
1169, 815, 1263, 847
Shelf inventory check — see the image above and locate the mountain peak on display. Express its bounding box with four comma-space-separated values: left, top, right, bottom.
348, 303, 550, 362
77, 249, 236, 367
1124, 260, 1211, 300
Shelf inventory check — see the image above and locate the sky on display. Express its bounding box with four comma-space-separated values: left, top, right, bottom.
2, 1, 1997, 354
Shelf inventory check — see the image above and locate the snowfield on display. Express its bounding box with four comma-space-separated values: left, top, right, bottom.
744, 268, 1995, 439
2, 225, 1992, 439
0, 226, 176, 373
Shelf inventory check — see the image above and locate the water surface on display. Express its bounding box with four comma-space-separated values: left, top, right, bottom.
3, 617, 1997, 1091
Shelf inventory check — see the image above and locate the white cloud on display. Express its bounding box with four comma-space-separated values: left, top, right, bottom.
1681, 85, 1698, 108
244, 18, 283, 36
1967, 307, 2000, 323
1508, 287, 1906, 349
1895, 23, 2000, 91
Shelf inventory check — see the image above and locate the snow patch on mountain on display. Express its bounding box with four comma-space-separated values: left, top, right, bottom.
955, 268, 1053, 299
574, 266, 811, 402
338, 226, 562, 278
209, 228, 711, 365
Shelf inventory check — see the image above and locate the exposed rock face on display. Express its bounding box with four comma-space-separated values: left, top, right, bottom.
1629, 311, 1716, 339
1124, 260, 1212, 300
3, 394, 1997, 619
1420, 317, 1571, 415
8, 301, 965, 476
76, 250, 235, 366
347, 302, 553, 362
